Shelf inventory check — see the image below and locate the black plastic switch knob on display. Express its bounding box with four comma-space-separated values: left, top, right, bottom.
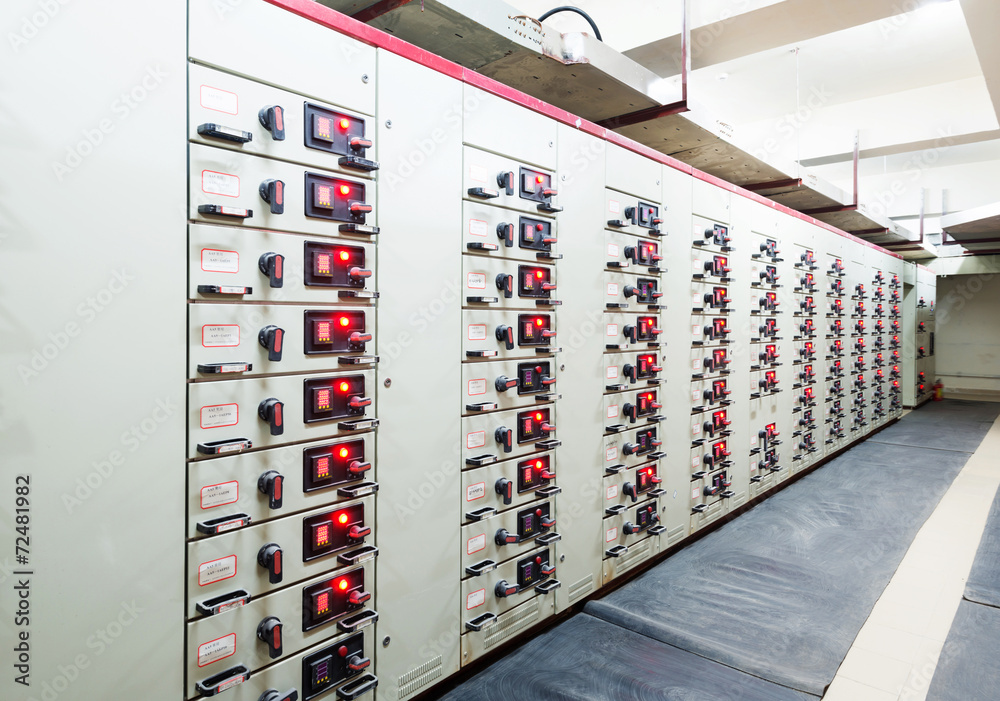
497, 171, 515, 195
258, 689, 298, 701
623, 442, 639, 456
623, 364, 638, 384
257, 470, 284, 509
258, 325, 284, 361
258, 105, 286, 141
496, 325, 515, 350
496, 274, 514, 299
497, 222, 514, 247
258, 252, 285, 288
495, 427, 513, 453
495, 580, 518, 598
495, 478, 513, 505
623, 403, 638, 424
495, 528, 518, 546
623, 482, 638, 503
347, 655, 371, 673
495, 375, 518, 392
257, 616, 283, 659
257, 543, 283, 584
623, 521, 640, 535
259, 179, 285, 215
258, 398, 284, 436
623, 325, 638, 343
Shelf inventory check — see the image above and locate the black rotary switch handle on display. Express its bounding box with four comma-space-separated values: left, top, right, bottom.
497, 170, 515, 195
495, 528, 519, 546
495, 580, 518, 598
496, 325, 515, 350
347, 654, 371, 673
623, 403, 638, 424
623, 325, 638, 343
258, 690, 298, 701
623, 521, 640, 535
497, 222, 515, 247
259, 179, 285, 215
258, 105, 286, 140
257, 543, 283, 584
623, 442, 639, 456
623, 364, 638, 384
258, 252, 285, 288
258, 325, 284, 361
623, 482, 638, 503
257, 616, 283, 659
495, 478, 513, 505
257, 470, 284, 509
496, 274, 514, 299
495, 427, 513, 453
258, 398, 284, 436
495, 375, 518, 392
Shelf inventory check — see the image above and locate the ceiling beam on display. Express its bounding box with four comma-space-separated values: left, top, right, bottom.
959, 0, 1000, 122
799, 129, 1000, 167
623, 0, 952, 77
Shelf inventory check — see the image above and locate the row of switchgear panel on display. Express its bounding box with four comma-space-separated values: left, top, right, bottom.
185, 60, 380, 701
459, 148, 565, 663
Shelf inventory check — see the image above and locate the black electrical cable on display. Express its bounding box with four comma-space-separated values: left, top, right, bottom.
537, 6, 603, 41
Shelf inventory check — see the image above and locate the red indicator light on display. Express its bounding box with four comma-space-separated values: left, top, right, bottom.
337, 578, 349, 591
535, 318, 544, 327
337, 513, 349, 525
339, 118, 350, 130
339, 184, 351, 196
535, 460, 543, 469
646, 393, 653, 400
535, 412, 543, 421
535, 270, 544, 279
535, 175, 544, 184
339, 316, 350, 327
338, 250, 350, 262
339, 381, 350, 393
338, 447, 349, 459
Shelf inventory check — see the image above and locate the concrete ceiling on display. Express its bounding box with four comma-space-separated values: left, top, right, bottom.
510, 0, 1000, 258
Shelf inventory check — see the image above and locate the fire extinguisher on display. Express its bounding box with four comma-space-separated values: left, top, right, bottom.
933, 379, 944, 401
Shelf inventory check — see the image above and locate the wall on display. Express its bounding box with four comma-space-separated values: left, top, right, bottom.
935, 273, 1000, 397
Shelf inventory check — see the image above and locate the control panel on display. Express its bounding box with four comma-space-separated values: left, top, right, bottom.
14, 3, 923, 701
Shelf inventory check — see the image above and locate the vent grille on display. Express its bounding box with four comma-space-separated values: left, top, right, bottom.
397, 655, 442, 698
568, 574, 594, 603
484, 600, 539, 649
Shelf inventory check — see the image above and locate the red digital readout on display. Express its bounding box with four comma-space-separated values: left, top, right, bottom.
315, 320, 332, 344
314, 456, 331, 480
315, 388, 332, 412
315, 252, 333, 276
315, 524, 331, 547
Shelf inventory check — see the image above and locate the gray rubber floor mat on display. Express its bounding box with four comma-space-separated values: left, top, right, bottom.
964, 487, 1000, 608
584, 440, 972, 696
926, 600, 1000, 701
867, 418, 996, 453
435, 614, 818, 701
904, 399, 1000, 425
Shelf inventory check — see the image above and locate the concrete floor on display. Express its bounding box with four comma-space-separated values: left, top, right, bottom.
823, 408, 1000, 700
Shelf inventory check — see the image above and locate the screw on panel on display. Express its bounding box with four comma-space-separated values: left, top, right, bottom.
559, 364, 565, 371
548, 140, 554, 147
385, 120, 393, 129
559, 554, 565, 562
362, 74, 369, 83
384, 378, 392, 388
382, 636, 391, 647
